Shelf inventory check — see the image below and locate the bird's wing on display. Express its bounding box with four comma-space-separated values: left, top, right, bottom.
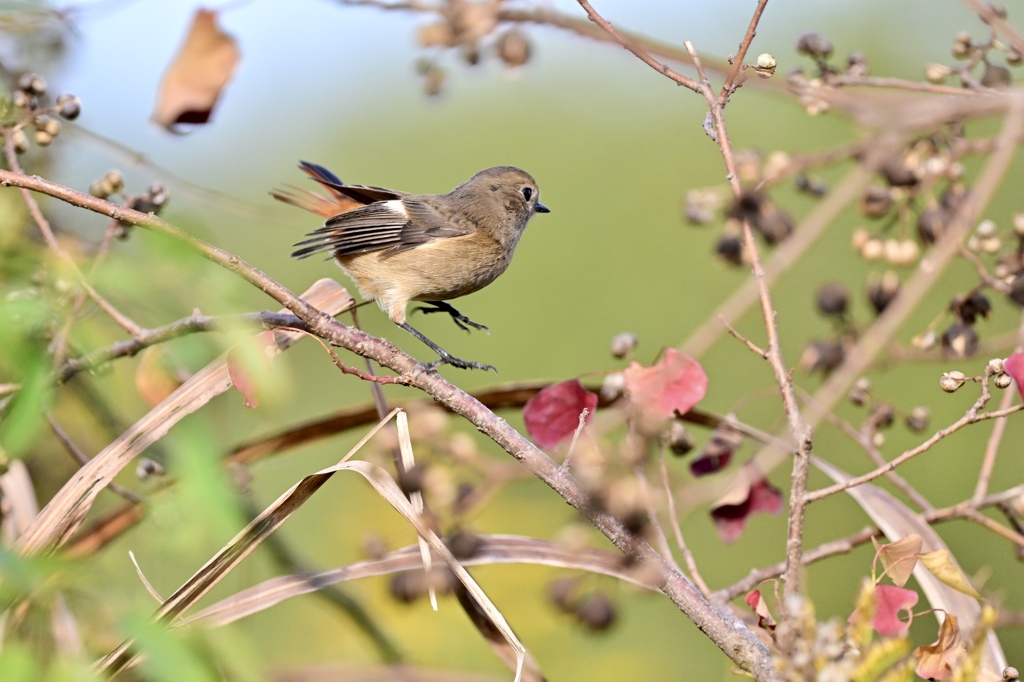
380, 198, 477, 255
291, 197, 477, 260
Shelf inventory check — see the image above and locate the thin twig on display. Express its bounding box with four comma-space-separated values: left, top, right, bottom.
713, 527, 881, 603
805, 401, 1024, 504
575, 0, 699, 91
56, 312, 314, 383
971, 312, 1024, 506
718, 0, 769, 105
658, 452, 711, 597
46, 413, 140, 504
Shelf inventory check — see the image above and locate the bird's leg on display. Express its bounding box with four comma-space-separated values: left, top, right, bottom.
398, 322, 496, 372
414, 301, 489, 333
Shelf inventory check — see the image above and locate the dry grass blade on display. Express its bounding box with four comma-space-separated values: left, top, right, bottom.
100, 431, 538, 681
97, 408, 401, 673
395, 410, 438, 610
183, 535, 657, 629
0, 459, 40, 545
813, 458, 1006, 674
15, 279, 353, 556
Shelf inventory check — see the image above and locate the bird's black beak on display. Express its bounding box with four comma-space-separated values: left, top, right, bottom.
535, 202, 550, 214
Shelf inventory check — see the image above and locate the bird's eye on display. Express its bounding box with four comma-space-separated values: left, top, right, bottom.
521, 187, 533, 201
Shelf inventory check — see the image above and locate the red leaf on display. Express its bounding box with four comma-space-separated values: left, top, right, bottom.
710, 465, 783, 543
690, 450, 732, 476
523, 380, 598, 449
744, 589, 776, 630
873, 584, 918, 637
623, 348, 708, 421
1004, 352, 1024, 400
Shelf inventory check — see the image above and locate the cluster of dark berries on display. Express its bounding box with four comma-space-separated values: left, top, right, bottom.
926, 5, 1021, 89
548, 577, 617, 632
88, 169, 171, 238
7, 73, 81, 153
845, 377, 931, 446
414, 4, 533, 96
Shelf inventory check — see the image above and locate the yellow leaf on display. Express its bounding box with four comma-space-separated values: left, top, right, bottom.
919, 550, 982, 599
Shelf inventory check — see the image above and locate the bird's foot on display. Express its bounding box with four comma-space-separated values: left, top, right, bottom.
416, 301, 489, 333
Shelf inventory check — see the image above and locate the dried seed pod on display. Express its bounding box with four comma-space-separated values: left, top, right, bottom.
905, 406, 930, 433
952, 32, 973, 59
859, 185, 893, 218
397, 464, 425, 496
17, 72, 46, 96
683, 188, 721, 225
849, 377, 872, 406
576, 593, 617, 632
995, 373, 1012, 389
33, 130, 53, 147
11, 129, 29, 154
882, 155, 919, 188
867, 271, 900, 315
912, 330, 938, 350
917, 206, 950, 244
12, 89, 30, 109
754, 52, 777, 78
846, 51, 869, 77
663, 418, 695, 457
610, 332, 638, 359
104, 170, 124, 193
800, 339, 845, 374
136, 457, 165, 480
868, 402, 895, 429
496, 29, 531, 68
816, 282, 849, 317
600, 371, 626, 402
1009, 273, 1024, 307
89, 179, 113, 199
715, 232, 744, 266
981, 62, 1012, 89
446, 529, 484, 559
796, 32, 833, 59
389, 571, 427, 603
548, 577, 580, 613
987, 357, 1005, 375
925, 62, 952, 83
794, 173, 827, 197
756, 202, 794, 244
942, 321, 978, 358
950, 291, 991, 323
861, 237, 884, 261
417, 22, 455, 48
940, 371, 966, 392
56, 94, 81, 120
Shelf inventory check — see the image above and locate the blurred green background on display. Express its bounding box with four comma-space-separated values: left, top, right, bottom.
2, 0, 1023, 679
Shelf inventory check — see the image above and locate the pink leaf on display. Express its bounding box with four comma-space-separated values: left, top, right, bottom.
873, 584, 919, 637
710, 465, 783, 543
744, 589, 776, 630
523, 380, 598, 449
623, 348, 708, 421
1004, 352, 1024, 400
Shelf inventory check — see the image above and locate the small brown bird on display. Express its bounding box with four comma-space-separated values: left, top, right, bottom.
274, 162, 549, 371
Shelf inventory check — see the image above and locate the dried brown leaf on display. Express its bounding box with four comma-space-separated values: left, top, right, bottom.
152, 9, 239, 131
